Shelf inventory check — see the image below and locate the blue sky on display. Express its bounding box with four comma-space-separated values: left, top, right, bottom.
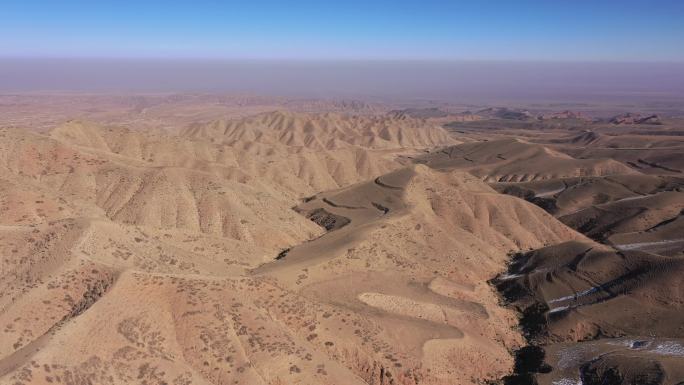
2, 0, 683, 61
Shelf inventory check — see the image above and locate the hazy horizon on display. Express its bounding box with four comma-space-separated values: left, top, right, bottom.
2, 0, 683, 104
1, 58, 683, 105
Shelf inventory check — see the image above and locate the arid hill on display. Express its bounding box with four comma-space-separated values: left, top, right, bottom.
182, 111, 455, 150
494, 240, 684, 385
0, 107, 589, 385
2, 96, 683, 385
610, 113, 663, 125
417, 138, 636, 182
476, 107, 534, 121
538, 110, 590, 122
431, 111, 684, 385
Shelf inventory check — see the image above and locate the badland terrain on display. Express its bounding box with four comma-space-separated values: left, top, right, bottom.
0, 94, 683, 385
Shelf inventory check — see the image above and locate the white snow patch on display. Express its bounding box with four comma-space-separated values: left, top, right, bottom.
535, 186, 565, 198
606, 339, 652, 349
609, 195, 649, 204
652, 341, 684, 356
498, 273, 522, 280
614, 238, 684, 251
548, 286, 599, 304
553, 378, 583, 385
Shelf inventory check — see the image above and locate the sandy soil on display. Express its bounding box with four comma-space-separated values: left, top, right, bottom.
1, 95, 683, 385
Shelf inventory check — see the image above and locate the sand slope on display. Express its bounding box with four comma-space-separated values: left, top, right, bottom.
0, 113, 587, 385
419, 138, 636, 182
4, 102, 682, 385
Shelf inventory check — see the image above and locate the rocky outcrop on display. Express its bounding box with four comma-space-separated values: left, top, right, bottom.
477, 107, 534, 120
610, 113, 663, 125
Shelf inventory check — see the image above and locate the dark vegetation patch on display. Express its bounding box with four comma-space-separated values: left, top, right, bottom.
371, 202, 390, 214
581, 355, 665, 385
527, 197, 558, 215
501, 346, 552, 385
491, 251, 556, 385
638, 159, 681, 173
374, 177, 403, 190
306, 208, 351, 231
64, 277, 114, 321
275, 248, 290, 260
499, 186, 559, 215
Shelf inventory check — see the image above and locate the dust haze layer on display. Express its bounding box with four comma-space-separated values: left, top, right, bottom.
2, 59, 684, 104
